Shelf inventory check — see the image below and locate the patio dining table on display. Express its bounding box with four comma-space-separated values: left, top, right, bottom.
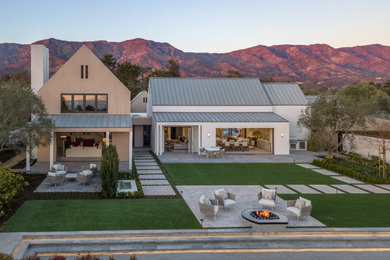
205, 147, 220, 152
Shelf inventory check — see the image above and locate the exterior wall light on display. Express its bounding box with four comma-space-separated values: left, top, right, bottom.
281, 132, 284, 138
207, 132, 211, 137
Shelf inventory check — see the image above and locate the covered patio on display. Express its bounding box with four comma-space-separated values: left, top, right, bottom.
28, 114, 133, 172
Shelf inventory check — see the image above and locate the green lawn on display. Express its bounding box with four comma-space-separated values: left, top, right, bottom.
164, 163, 344, 185
280, 194, 390, 227
0, 199, 201, 232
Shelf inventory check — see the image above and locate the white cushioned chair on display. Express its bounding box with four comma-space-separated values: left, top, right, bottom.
258, 188, 277, 210
286, 197, 312, 221
77, 170, 93, 186
214, 188, 236, 209
199, 195, 219, 219
47, 171, 65, 187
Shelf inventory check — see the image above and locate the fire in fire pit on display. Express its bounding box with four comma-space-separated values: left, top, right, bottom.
251, 210, 279, 220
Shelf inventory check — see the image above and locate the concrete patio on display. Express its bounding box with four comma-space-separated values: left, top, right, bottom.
177, 185, 325, 228
26, 161, 131, 174
35, 174, 102, 192
159, 150, 325, 163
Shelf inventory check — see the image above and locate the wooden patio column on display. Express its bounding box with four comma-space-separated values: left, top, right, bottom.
49, 131, 54, 169
129, 130, 133, 171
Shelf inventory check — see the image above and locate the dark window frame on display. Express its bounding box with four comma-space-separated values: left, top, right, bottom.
61, 93, 108, 113
81, 65, 84, 79
85, 65, 88, 79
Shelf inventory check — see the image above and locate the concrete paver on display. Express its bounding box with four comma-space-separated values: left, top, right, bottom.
309, 185, 344, 194
137, 170, 163, 174
142, 185, 176, 196
140, 179, 170, 186
136, 166, 161, 170
288, 185, 321, 194
331, 176, 364, 184
265, 185, 296, 194
135, 163, 158, 166
354, 184, 390, 194
296, 164, 319, 169
331, 184, 368, 194
376, 184, 390, 191
138, 174, 166, 180
312, 169, 340, 176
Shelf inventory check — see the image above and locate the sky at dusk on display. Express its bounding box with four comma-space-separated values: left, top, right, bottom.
1, 0, 390, 53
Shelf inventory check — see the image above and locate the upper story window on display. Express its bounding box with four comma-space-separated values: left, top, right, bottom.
143, 97, 147, 103
61, 94, 108, 113
81, 65, 88, 79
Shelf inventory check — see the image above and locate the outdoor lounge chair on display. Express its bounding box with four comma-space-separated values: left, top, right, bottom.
89, 163, 98, 175
52, 164, 67, 175
47, 171, 65, 187
258, 188, 277, 210
199, 195, 219, 219
199, 147, 207, 157
214, 189, 236, 209
286, 197, 312, 221
77, 170, 93, 186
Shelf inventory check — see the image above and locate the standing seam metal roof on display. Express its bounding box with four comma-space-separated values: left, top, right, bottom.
261, 82, 308, 105
36, 114, 132, 128
153, 112, 288, 122
149, 78, 272, 106
149, 78, 307, 106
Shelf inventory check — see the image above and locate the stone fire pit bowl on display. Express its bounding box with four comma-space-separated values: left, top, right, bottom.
242, 208, 288, 232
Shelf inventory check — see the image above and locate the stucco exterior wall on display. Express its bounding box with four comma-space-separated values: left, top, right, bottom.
273, 106, 307, 140
37, 136, 52, 162
112, 132, 130, 162
131, 91, 148, 113
343, 134, 390, 163
38, 46, 131, 115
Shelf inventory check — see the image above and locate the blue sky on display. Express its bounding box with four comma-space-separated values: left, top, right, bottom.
1, 0, 390, 53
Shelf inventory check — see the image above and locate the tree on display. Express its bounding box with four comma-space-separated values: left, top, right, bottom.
100, 54, 117, 73
0, 80, 53, 154
116, 62, 144, 99
100, 145, 119, 198
226, 70, 242, 77
298, 82, 388, 158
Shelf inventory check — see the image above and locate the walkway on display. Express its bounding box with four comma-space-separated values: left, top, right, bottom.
158, 150, 326, 163
133, 151, 176, 196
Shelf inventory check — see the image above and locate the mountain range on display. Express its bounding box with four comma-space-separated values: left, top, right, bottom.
1, 38, 390, 89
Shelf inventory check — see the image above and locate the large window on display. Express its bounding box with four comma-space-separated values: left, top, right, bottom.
61, 94, 108, 113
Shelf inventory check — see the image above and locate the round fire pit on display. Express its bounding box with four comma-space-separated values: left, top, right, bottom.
242, 209, 288, 232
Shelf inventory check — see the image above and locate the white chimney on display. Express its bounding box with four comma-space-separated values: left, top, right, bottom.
31, 44, 49, 94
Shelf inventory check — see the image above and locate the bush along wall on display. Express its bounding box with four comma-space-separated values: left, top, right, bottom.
100, 146, 119, 198
313, 158, 390, 184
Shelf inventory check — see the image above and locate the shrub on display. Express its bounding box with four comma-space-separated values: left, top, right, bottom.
0, 253, 14, 260
0, 164, 28, 217
48, 256, 66, 260
75, 255, 100, 260
307, 134, 324, 152
100, 146, 119, 198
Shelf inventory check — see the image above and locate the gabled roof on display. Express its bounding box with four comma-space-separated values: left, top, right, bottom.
131, 90, 147, 104
153, 112, 288, 122
149, 77, 307, 106
149, 78, 271, 106
262, 82, 307, 105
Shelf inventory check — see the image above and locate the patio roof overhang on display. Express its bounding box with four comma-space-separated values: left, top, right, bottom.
34, 114, 132, 130
153, 112, 288, 123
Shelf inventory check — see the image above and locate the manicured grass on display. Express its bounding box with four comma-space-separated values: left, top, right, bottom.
280, 194, 390, 227
164, 163, 344, 185
0, 199, 201, 232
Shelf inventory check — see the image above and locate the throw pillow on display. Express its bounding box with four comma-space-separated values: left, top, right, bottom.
215, 188, 224, 197
199, 195, 205, 204
205, 198, 212, 206
295, 199, 305, 209
220, 190, 228, 200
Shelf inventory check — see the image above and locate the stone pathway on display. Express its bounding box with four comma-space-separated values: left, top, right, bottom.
312, 169, 340, 176
288, 185, 321, 194
265, 185, 296, 194
331, 176, 364, 184
309, 185, 344, 194
376, 184, 390, 191
296, 164, 319, 169
133, 151, 176, 196
355, 184, 390, 194
331, 184, 369, 194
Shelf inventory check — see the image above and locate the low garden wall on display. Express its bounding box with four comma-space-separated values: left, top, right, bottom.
343, 134, 390, 163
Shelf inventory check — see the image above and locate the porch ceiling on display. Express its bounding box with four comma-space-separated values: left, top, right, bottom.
35, 114, 132, 128
153, 112, 288, 123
